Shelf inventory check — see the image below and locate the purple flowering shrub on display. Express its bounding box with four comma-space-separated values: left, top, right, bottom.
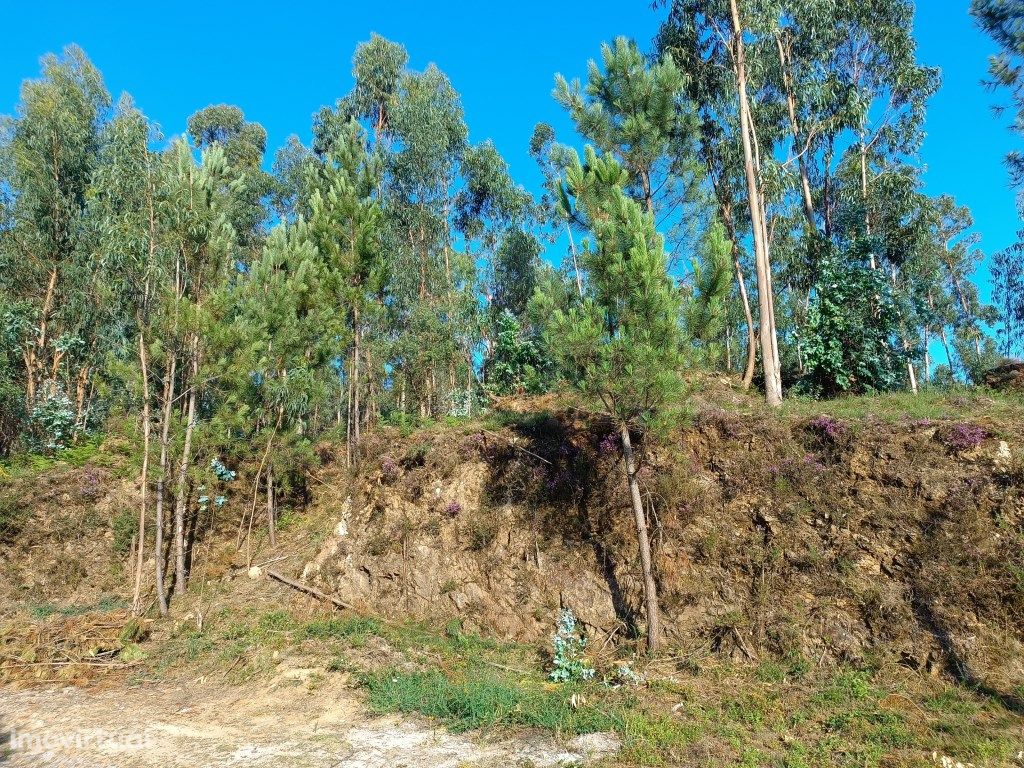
459, 432, 486, 459
77, 468, 104, 501
381, 455, 400, 484
598, 432, 619, 456
443, 500, 463, 516
939, 423, 988, 452
808, 415, 848, 441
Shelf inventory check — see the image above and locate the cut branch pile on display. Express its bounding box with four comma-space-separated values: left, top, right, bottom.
0, 609, 150, 684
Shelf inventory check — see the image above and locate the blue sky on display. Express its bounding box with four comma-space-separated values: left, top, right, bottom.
0, 0, 1018, 304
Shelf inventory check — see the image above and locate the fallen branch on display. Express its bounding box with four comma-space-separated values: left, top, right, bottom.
1, 658, 142, 669
266, 570, 356, 612
480, 429, 552, 464
253, 554, 291, 570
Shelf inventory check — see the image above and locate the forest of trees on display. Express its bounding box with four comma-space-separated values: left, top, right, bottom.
1, 2, 1023, 620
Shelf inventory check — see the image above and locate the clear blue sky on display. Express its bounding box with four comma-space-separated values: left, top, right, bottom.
0, 0, 1017, 305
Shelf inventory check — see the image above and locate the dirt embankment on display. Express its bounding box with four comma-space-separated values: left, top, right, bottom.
300, 409, 1024, 703
2, 403, 1022, 705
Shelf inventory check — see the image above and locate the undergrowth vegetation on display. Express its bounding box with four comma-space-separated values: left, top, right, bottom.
87, 602, 1021, 767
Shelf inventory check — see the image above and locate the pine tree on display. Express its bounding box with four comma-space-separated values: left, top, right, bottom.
543, 147, 685, 652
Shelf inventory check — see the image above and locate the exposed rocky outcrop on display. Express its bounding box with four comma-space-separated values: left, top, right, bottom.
984, 359, 1024, 392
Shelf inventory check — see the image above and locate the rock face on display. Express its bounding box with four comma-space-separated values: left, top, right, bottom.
303, 461, 618, 640
983, 359, 1024, 391
300, 411, 1024, 701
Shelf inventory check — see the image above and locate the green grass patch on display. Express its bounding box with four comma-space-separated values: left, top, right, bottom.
303, 615, 383, 643
27, 595, 128, 620
362, 666, 618, 734
782, 387, 1024, 425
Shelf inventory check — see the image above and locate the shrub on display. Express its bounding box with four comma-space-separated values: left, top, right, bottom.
28, 381, 78, 453
549, 608, 595, 683
111, 508, 136, 555
939, 423, 988, 452
78, 468, 103, 501
381, 455, 400, 483
808, 415, 847, 441
798, 254, 907, 397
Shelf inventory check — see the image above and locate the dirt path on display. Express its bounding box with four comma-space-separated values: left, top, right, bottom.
0, 679, 617, 767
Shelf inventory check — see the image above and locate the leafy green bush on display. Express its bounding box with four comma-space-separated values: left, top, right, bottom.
484, 310, 552, 396
26, 379, 89, 453
799, 256, 907, 397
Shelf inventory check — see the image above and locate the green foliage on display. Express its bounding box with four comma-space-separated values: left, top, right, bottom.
543, 147, 685, 426
972, 0, 1024, 189
990, 239, 1024, 356
111, 508, 137, 555
548, 608, 595, 683
799, 256, 907, 397
363, 667, 615, 734
27, 382, 79, 452
484, 311, 552, 396
554, 36, 699, 226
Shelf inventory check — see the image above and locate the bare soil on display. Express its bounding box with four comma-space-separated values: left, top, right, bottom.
0, 676, 612, 767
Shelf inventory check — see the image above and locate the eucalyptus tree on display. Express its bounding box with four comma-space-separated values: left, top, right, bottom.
656, 0, 785, 405
992, 243, 1024, 356
87, 95, 164, 612
657, 0, 941, 399
455, 138, 536, 380
328, 36, 476, 419
0, 45, 111, 430
972, 0, 1024, 354
925, 196, 993, 373
186, 105, 271, 250
654, 9, 761, 388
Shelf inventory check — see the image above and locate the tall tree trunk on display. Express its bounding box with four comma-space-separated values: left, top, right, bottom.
154, 353, 175, 617
923, 327, 931, 386
905, 349, 919, 394
172, 337, 199, 592
734, 245, 757, 390
860, 138, 877, 270
132, 332, 151, 615
730, 0, 782, 407
25, 267, 59, 407
566, 224, 584, 297
620, 425, 660, 653
353, 311, 361, 467
775, 34, 816, 229
133, 179, 157, 615
725, 323, 733, 371
73, 364, 91, 431
718, 196, 756, 390
940, 326, 956, 381
266, 465, 276, 549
